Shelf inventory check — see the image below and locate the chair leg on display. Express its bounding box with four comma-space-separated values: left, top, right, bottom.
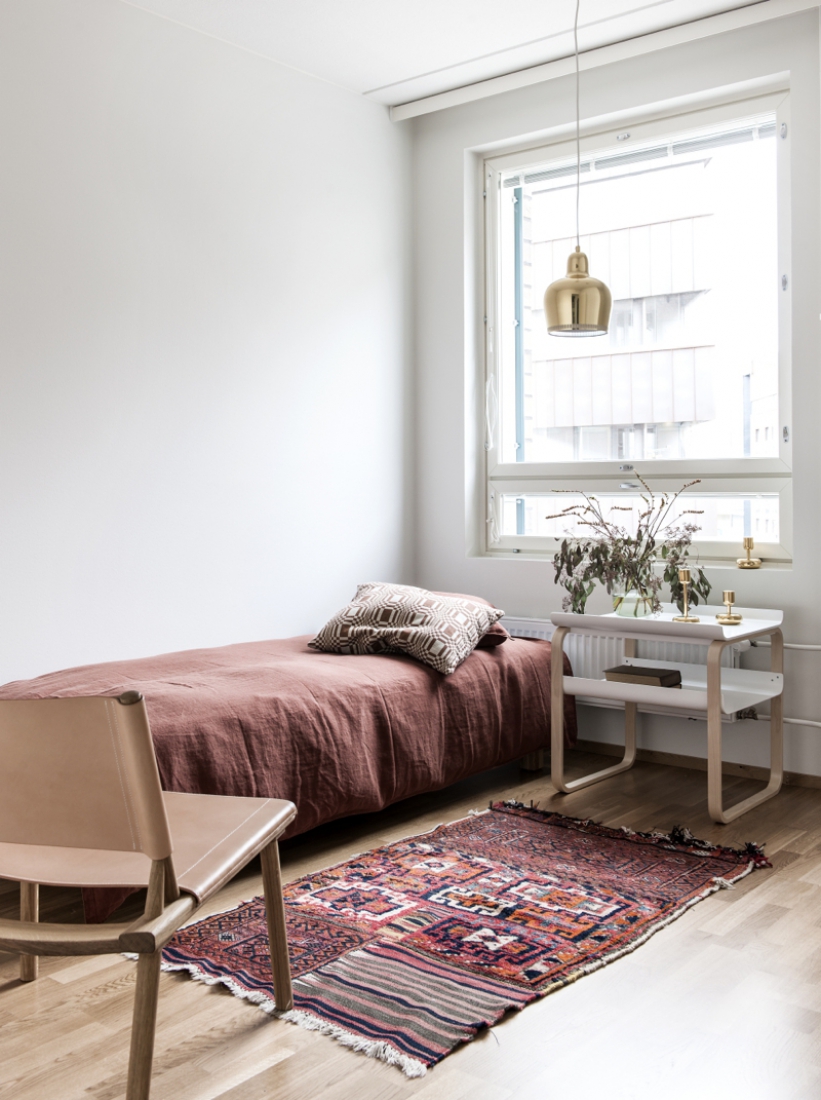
126, 949, 162, 1100
19, 882, 38, 982
260, 840, 293, 1011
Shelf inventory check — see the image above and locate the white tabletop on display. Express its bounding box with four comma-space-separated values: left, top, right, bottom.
550, 603, 782, 644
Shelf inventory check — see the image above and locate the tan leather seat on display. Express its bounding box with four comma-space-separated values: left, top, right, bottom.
0, 792, 295, 900
0, 693, 296, 1100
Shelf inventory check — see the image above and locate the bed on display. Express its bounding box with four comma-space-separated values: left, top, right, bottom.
0, 633, 575, 914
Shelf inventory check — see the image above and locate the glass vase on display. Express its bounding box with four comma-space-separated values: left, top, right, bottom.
613, 589, 655, 618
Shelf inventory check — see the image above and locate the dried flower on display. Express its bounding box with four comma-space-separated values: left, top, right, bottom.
548, 474, 711, 614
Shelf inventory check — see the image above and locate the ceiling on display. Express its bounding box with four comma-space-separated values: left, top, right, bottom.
120, 0, 764, 106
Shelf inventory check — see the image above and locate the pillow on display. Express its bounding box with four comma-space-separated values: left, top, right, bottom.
309, 582, 505, 675
431, 591, 509, 649
476, 622, 510, 649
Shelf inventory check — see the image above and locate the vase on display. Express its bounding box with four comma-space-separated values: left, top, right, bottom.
613, 589, 655, 618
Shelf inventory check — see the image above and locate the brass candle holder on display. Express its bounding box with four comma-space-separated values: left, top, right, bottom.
737, 536, 762, 569
673, 568, 700, 623
716, 589, 743, 625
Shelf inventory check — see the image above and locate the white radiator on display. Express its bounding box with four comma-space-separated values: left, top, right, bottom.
502, 616, 748, 722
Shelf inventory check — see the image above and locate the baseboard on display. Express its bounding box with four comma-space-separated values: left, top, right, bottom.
575, 738, 821, 790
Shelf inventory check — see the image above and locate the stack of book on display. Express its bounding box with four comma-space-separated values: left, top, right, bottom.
604, 665, 682, 688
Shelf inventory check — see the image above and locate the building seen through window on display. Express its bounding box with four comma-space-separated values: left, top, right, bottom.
493, 112, 782, 544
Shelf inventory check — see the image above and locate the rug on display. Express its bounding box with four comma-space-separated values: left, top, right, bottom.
160, 802, 769, 1077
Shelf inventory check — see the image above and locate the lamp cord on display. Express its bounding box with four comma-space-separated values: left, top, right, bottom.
574, 0, 580, 251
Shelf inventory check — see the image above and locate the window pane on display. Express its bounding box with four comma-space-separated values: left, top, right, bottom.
501, 492, 779, 542
499, 117, 779, 464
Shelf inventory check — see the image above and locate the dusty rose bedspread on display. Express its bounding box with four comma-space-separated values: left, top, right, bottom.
0, 634, 574, 841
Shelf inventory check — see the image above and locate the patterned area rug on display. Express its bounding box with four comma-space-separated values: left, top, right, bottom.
161, 803, 769, 1076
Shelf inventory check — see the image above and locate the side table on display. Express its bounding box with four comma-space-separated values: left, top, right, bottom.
550, 606, 784, 823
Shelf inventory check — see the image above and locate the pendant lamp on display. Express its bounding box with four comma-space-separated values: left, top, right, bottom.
544, 0, 611, 336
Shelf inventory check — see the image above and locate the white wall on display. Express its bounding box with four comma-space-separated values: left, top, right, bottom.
413, 11, 821, 775
0, 0, 412, 682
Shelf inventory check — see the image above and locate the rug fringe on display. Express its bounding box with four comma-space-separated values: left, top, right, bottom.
153, 955, 429, 1077
494, 801, 771, 869
280, 1008, 427, 1078
157, 956, 278, 1013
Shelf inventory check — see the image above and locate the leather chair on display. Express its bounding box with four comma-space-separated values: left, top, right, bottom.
0, 691, 296, 1100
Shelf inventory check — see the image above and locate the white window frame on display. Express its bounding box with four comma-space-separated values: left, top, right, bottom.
483, 88, 793, 564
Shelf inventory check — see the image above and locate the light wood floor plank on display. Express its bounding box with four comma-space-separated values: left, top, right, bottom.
3, 751, 821, 1098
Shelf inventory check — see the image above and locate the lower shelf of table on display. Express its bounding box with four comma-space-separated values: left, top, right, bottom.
560, 658, 783, 716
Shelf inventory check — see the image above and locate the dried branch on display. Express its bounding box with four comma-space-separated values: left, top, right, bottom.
547, 474, 711, 614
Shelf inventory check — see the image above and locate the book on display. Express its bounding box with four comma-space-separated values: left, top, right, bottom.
604, 665, 682, 688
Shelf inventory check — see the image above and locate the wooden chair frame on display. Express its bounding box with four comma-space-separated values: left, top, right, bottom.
0, 842, 292, 1100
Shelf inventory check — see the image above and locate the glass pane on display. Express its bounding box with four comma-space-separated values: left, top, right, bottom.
501, 492, 779, 542
499, 117, 779, 464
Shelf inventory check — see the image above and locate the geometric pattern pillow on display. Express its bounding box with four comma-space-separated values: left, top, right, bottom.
309, 582, 505, 675
431, 591, 509, 650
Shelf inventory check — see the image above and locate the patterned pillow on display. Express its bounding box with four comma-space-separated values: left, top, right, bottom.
309, 582, 505, 675
432, 591, 509, 649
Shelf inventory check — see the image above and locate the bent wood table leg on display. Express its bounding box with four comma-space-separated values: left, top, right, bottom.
707, 631, 784, 823
551, 630, 638, 794
19, 882, 38, 982
261, 840, 294, 1012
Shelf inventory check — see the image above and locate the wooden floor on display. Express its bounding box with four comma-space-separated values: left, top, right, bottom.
3, 750, 821, 1100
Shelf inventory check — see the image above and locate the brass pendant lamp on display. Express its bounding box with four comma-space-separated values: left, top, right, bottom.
544, 0, 611, 336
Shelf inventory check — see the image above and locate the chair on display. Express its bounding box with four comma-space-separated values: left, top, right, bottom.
0, 691, 296, 1100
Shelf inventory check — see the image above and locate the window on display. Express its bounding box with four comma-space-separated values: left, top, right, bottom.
484, 91, 792, 562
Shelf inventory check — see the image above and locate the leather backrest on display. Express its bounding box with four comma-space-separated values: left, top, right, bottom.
0, 696, 173, 859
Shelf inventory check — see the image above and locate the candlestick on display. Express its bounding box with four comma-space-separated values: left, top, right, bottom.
737, 536, 762, 569
673, 567, 700, 623
716, 589, 743, 625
